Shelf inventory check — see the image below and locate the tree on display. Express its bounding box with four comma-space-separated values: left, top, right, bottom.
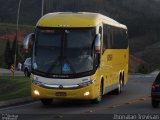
4, 40, 12, 68
11, 36, 23, 68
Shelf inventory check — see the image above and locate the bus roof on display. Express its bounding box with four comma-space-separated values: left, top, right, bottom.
37, 12, 127, 30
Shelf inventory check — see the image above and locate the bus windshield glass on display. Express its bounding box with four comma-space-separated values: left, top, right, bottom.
32, 27, 96, 75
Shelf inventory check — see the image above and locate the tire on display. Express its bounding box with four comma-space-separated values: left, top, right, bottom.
152, 99, 159, 108
114, 80, 122, 95
91, 82, 103, 104
41, 99, 53, 106
24, 69, 30, 77
122, 72, 124, 87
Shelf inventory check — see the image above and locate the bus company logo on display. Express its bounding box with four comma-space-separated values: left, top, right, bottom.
59, 85, 63, 89
107, 54, 113, 61
52, 75, 69, 78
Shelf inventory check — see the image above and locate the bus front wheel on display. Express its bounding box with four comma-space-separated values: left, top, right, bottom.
41, 99, 53, 106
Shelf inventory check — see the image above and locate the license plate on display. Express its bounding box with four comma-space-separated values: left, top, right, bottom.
55, 92, 67, 96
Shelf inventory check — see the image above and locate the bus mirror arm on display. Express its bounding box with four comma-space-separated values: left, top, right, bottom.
95, 53, 100, 68
94, 34, 101, 68
23, 33, 35, 54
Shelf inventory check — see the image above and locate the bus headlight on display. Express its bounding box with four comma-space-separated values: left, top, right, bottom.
78, 80, 95, 87
84, 91, 90, 96
32, 79, 44, 86
34, 90, 40, 96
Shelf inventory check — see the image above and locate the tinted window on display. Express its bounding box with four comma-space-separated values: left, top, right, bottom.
103, 24, 112, 50
103, 24, 128, 50
112, 27, 128, 49
65, 29, 95, 74
155, 72, 160, 83
33, 28, 95, 75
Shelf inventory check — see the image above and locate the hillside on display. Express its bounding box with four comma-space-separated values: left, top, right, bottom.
0, 0, 160, 70
135, 42, 160, 70
0, 23, 33, 67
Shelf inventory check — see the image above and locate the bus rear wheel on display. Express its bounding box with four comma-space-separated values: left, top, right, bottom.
114, 80, 122, 95
91, 82, 103, 104
41, 99, 53, 106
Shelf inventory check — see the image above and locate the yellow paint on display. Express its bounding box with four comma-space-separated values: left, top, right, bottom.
32, 12, 128, 100
100, 49, 129, 91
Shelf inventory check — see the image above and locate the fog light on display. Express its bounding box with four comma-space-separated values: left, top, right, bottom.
84, 91, 90, 96
34, 90, 40, 96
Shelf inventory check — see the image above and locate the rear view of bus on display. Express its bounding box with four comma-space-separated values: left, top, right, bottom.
23, 12, 128, 105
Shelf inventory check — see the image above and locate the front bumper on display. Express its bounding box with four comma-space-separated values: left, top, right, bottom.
31, 83, 97, 100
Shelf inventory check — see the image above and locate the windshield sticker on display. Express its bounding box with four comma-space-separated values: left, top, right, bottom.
63, 63, 71, 73
33, 63, 38, 69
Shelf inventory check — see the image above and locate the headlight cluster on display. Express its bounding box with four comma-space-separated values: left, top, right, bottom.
78, 80, 95, 87
32, 79, 44, 86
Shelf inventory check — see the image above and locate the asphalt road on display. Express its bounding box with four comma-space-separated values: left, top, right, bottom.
0, 75, 159, 120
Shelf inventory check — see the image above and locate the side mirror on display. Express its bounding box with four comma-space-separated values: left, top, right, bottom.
95, 33, 101, 53
23, 33, 35, 54
94, 34, 101, 68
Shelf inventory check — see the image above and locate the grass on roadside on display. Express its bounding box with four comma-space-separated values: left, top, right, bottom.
0, 76, 31, 101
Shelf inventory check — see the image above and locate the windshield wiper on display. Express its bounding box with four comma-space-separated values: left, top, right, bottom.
46, 56, 61, 75
64, 56, 76, 74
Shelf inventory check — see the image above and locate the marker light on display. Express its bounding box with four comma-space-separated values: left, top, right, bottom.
84, 91, 90, 96
34, 90, 40, 96
58, 24, 71, 27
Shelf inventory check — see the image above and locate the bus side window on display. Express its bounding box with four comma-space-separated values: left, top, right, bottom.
107, 27, 112, 49
103, 24, 108, 51
121, 29, 128, 48
112, 28, 128, 49
103, 24, 112, 51
103, 24, 128, 50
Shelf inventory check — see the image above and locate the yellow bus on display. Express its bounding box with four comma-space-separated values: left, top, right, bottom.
23, 12, 128, 105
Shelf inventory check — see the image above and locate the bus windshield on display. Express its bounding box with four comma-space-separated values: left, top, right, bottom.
32, 27, 96, 75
